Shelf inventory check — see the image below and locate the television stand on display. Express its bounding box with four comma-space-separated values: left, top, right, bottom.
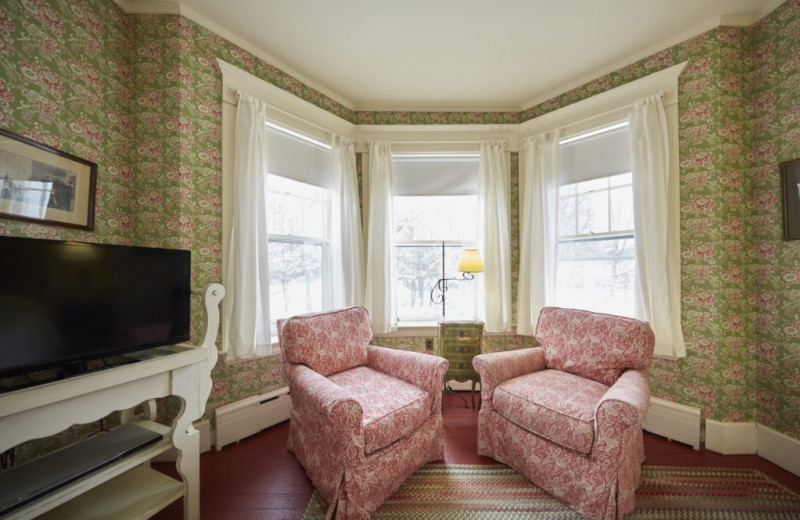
0, 283, 224, 520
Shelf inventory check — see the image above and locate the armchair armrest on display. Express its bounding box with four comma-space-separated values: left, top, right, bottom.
284, 363, 365, 456
473, 347, 545, 409
595, 369, 650, 428
367, 345, 449, 412
592, 369, 650, 465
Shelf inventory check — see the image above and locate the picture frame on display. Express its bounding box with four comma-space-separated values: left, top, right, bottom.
781, 158, 800, 240
0, 128, 96, 230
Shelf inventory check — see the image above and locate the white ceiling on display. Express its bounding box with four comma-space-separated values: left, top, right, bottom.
123, 0, 782, 112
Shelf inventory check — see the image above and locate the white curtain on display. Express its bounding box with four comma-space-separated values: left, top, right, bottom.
478, 141, 512, 332
364, 141, 396, 333
331, 135, 364, 308
223, 91, 272, 360
517, 131, 560, 336
630, 95, 686, 357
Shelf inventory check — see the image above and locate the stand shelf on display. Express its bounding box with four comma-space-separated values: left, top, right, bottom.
0, 284, 224, 520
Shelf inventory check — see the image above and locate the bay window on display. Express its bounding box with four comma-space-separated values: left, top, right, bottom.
391, 155, 480, 324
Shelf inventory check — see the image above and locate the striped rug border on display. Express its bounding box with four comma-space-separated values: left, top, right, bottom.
301, 464, 800, 519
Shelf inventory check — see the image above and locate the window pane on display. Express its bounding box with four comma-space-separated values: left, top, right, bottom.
268, 241, 325, 328
576, 190, 609, 234
610, 186, 634, 231
395, 244, 476, 322
394, 195, 477, 242
558, 194, 576, 237
555, 237, 636, 317
267, 174, 328, 238
559, 183, 577, 196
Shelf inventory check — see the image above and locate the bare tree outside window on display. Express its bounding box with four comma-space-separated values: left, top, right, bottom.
556, 173, 636, 317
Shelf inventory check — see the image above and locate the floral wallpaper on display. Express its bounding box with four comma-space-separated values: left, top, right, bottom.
1, 0, 798, 447
0, 0, 134, 243
748, 3, 800, 436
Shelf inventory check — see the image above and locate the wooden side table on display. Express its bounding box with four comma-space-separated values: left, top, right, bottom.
439, 320, 483, 408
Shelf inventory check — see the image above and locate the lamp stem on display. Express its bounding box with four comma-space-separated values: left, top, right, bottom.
441, 240, 446, 319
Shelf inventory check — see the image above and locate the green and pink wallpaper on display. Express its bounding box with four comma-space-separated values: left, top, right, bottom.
2, 0, 799, 444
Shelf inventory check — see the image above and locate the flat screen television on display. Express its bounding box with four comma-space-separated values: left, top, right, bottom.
0, 237, 191, 380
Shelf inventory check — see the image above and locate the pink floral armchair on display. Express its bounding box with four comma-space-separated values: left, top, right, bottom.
278, 307, 448, 520
472, 307, 655, 520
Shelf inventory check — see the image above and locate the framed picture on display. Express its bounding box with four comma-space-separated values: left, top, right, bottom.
781, 158, 800, 240
0, 128, 96, 230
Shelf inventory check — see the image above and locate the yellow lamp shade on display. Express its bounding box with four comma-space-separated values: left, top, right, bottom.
457, 249, 484, 273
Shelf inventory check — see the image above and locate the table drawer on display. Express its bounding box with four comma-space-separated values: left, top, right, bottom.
442, 324, 481, 342
447, 359, 476, 372
444, 343, 480, 355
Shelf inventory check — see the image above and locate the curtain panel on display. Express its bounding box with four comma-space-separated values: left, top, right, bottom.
478, 141, 513, 332
517, 131, 560, 336
630, 95, 686, 357
364, 141, 397, 333
331, 135, 364, 308
222, 91, 272, 360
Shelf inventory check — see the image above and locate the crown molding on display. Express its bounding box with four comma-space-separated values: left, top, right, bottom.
754, 0, 789, 22
518, 7, 776, 111
116, 0, 785, 116
519, 62, 686, 141
114, 0, 355, 111
352, 100, 521, 113
218, 59, 355, 141
354, 124, 520, 153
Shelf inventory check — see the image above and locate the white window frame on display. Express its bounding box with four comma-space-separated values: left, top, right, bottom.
266, 173, 332, 334
555, 168, 636, 317
519, 62, 685, 356
219, 59, 354, 360
390, 154, 481, 326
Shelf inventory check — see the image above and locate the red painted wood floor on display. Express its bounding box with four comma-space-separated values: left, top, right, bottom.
153, 392, 800, 520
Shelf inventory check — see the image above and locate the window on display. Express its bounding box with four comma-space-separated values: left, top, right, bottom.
554, 123, 635, 317
265, 125, 333, 334
391, 155, 479, 324
267, 175, 330, 330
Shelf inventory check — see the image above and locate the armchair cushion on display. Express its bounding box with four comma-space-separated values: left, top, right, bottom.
537, 307, 655, 386
494, 370, 609, 454
328, 366, 431, 455
279, 306, 373, 376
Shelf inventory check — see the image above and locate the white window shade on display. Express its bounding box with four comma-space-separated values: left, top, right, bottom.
392, 156, 479, 196
266, 126, 332, 188
559, 125, 631, 185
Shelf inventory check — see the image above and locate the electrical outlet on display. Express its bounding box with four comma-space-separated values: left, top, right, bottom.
425, 338, 434, 351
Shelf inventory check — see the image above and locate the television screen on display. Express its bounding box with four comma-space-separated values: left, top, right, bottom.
0, 237, 191, 379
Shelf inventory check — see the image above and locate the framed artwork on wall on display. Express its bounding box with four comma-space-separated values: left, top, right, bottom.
781, 158, 800, 240
0, 128, 96, 230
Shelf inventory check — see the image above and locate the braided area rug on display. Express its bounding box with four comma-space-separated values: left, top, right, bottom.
301, 464, 800, 519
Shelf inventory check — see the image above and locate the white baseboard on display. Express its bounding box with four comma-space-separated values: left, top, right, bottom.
214, 387, 292, 450
757, 424, 800, 477
705, 419, 758, 454
705, 420, 800, 478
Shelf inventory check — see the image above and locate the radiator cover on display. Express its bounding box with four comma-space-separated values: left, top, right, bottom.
214, 387, 291, 451
643, 396, 701, 449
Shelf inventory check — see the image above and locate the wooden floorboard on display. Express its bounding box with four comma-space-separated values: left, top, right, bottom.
153, 391, 800, 519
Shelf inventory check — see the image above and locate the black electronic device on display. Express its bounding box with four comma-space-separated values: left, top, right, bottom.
0, 236, 191, 380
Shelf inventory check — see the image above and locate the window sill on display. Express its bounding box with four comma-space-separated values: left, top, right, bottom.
221, 342, 282, 365
373, 324, 523, 337
375, 324, 438, 337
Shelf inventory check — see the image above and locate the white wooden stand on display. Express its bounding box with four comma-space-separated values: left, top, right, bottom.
0, 283, 225, 520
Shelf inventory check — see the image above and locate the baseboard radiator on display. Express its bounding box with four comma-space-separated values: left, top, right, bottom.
214, 386, 291, 451
643, 396, 702, 450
